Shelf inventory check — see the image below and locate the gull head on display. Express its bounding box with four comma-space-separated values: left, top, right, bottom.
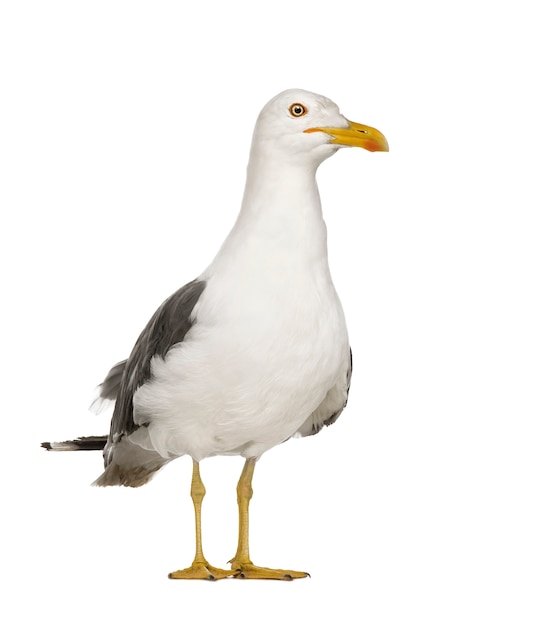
251, 88, 389, 168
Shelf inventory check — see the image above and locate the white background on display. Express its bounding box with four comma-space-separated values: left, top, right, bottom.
1, 1, 540, 624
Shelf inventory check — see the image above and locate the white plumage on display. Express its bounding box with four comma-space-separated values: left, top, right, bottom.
130, 143, 349, 460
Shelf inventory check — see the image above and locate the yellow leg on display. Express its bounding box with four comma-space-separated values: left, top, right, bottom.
169, 460, 232, 581
229, 458, 309, 580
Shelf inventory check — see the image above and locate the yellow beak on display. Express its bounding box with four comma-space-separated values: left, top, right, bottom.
304, 120, 389, 152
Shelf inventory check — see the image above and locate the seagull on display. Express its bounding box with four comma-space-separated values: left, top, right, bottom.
43, 89, 388, 580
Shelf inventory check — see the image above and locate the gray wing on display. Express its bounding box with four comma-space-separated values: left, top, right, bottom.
104, 279, 206, 458
296, 348, 353, 437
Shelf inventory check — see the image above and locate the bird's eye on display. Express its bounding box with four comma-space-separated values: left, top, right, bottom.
289, 103, 307, 117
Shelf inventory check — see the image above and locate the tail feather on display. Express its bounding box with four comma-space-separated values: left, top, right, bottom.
42, 433, 169, 487
41, 435, 108, 451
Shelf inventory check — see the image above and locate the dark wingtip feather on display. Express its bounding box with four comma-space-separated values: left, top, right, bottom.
40, 436, 108, 451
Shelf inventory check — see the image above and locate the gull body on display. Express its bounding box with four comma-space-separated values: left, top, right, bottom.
98, 89, 369, 484
46, 89, 388, 579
